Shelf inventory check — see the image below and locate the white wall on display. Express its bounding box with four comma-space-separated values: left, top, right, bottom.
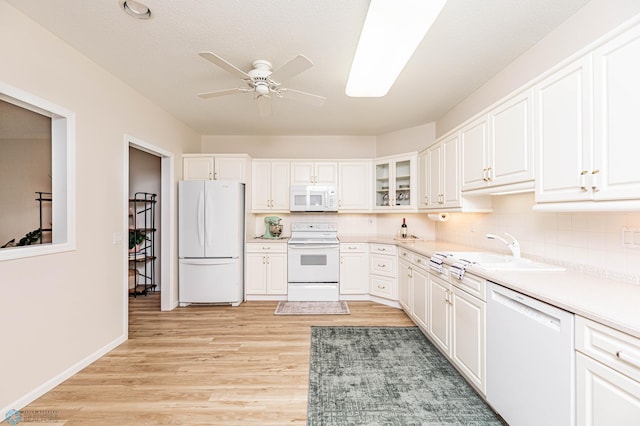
201, 134, 377, 159
201, 122, 437, 159
376, 122, 436, 157
437, 193, 640, 283
0, 2, 200, 411
436, 0, 640, 137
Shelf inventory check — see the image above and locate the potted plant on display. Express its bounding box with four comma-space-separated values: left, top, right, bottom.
129, 231, 146, 253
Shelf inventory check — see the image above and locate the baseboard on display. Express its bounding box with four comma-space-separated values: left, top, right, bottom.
1, 334, 127, 415
338, 294, 370, 301
369, 295, 401, 309
244, 295, 288, 301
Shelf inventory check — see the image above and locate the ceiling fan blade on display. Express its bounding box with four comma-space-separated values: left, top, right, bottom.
270, 54, 314, 81
257, 95, 272, 117
281, 88, 326, 107
197, 88, 244, 99
198, 51, 250, 80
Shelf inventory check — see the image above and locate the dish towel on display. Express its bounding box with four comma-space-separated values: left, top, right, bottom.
429, 252, 450, 274
450, 259, 473, 280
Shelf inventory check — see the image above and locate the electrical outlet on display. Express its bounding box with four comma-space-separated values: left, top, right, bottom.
621, 227, 640, 248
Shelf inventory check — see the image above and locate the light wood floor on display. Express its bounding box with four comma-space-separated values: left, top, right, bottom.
23, 294, 413, 425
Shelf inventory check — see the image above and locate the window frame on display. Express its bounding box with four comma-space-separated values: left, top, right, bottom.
0, 82, 76, 261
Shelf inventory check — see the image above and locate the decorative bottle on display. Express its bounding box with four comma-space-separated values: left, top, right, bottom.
401, 218, 407, 239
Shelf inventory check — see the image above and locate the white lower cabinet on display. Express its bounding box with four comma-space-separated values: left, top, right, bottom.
399, 248, 430, 330
369, 244, 397, 301
411, 267, 429, 330
339, 243, 369, 295
398, 258, 412, 311
428, 272, 452, 353
450, 286, 485, 392
576, 315, 640, 425
427, 266, 487, 395
245, 243, 287, 298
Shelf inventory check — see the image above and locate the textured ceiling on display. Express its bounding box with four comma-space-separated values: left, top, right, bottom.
5, 0, 592, 136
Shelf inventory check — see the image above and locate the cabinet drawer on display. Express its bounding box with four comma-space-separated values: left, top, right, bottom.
370, 276, 396, 299
370, 253, 397, 277
340, 242, 367, 253
245, 242, 288, 254
576, 315, 640, 383
370, 244, 397, 255
398, 248, 412, 261
412, 253, 430, 271
450, 272, 486, 301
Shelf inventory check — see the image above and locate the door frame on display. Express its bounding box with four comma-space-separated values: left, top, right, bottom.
124, 135, 176, 315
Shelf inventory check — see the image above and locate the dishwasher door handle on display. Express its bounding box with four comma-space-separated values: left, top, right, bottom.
491, 287, 562, 331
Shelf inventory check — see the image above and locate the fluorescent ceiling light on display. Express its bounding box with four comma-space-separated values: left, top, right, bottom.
346, 0, 447, 97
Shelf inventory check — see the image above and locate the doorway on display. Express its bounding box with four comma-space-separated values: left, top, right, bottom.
126, 135, 175, 313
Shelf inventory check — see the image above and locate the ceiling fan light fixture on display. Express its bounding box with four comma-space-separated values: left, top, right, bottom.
120, 0, 152, 20
346, 0, 447, 97
255, 83, 270, 96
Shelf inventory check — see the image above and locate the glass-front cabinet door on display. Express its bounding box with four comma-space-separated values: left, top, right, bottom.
375, 162, 391, 207
395, 159, 412, 207
374, 154, 417, 211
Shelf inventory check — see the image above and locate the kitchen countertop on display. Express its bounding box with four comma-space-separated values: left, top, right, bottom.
249, 235, 640, 338
367, 237, 640, 340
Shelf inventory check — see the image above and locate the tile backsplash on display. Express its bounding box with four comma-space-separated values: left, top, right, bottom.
436, 192, 640, 284
251, 212, 436, 240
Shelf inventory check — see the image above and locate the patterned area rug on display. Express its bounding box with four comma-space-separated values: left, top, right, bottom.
308, 326, 503, 425
274, 301, 350, 315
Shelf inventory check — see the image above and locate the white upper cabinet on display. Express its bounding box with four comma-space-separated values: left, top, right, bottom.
418, 149, 429, 209
489, 90, 534, 187
374, 153, 417, 211
460, 118, 489, 191
461, 90, 533, 192
290, 161, 337, 185
534, 57, 594, 203
251, 160, 290, 212
338, 161, 372, 211
535, 23, 640, 208
426, 135, 460, 209
183, 154, 249, 182
592, 25, 640, 200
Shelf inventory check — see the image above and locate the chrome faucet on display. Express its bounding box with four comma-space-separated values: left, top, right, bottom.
486, 232, 521, 258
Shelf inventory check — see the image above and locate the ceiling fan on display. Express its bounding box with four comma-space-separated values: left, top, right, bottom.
197, 52, 326, 117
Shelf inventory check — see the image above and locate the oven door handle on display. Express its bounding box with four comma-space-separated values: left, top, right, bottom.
288, 244, 340, 249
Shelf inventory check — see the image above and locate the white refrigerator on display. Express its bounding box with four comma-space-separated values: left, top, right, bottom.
178, 180, 245, 306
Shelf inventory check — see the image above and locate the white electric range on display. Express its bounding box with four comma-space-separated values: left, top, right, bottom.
287, 223, 340, 301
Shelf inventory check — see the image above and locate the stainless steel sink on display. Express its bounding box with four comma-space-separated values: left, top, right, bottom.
446, 251, 564, 272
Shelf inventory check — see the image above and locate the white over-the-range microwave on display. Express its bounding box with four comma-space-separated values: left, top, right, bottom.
289, 185, 338, 212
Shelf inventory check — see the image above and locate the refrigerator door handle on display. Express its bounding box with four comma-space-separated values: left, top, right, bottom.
205, 190, 214, 250
197, 191, 204, 248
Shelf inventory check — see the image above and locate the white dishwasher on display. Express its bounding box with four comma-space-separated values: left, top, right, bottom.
486, 281, 575, 426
